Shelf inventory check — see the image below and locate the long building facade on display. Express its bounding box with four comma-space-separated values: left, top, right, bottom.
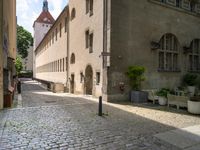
34, 0, 200, 102
0, 0, 17, 109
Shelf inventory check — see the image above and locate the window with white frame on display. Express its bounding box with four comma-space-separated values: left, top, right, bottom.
158, 33, 179, 71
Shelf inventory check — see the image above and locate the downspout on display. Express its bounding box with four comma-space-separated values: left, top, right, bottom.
102, 0, 108, 101
66, 8, 70, 92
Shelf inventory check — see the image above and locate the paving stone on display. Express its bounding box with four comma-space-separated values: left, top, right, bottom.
0, 80, 200, 149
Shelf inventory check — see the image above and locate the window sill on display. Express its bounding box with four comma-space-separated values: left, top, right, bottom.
188, 70, 200, 73
158, 69, 181, 72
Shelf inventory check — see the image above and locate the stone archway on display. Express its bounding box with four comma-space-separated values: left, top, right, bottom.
85, 65, 93, 95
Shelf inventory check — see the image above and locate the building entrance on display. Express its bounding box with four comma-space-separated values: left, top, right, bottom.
85, 65, 93, 95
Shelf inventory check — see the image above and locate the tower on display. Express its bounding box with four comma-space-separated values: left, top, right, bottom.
33, 0, 55, 78
43, 0, 48, 12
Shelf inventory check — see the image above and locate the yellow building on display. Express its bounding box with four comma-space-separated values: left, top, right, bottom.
0, 0, 17, 109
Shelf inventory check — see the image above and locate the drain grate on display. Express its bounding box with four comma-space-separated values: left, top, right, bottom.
45, 101, 56, 103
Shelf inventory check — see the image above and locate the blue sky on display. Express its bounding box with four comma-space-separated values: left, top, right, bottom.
17, 0, 68, 36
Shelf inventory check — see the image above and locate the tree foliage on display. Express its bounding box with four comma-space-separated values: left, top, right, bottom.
17, 25, 33, 58
15, 55, 23, 75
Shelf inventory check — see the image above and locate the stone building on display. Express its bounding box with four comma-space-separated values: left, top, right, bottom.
0, 0, 17, 108
34, 0, 200, 102
33, 0, 55, 78
22, 46, 33, 72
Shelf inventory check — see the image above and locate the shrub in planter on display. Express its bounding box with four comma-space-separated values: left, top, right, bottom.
156, 88, 170, 105
126, 66, 147, 103
183, 73, 198, 96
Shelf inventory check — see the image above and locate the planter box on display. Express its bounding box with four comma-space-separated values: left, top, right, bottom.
53, 83, 64, 93
188, 99, 200, 115
130, 91, 148, 103
4, 93, 12, 108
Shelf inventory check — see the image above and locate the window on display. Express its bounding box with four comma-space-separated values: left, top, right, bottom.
63, 58, 65, 72
86, 0, 89, 14
176, 0, 181, 7
86, 0, 93, 16
56, 28, 58, 41
52, 32, 54, 44
65, 17, 67, 32
89, 0, 93, 16
85, 30, 89, 48
66, 57, 68, 71
80, 72, 84, 83
70, 53, 75, 64
89, 33, 93, 53
158, 33, 179, 71
189, 39, 200, 72
60, 23, 62, 37
60, 59, 62, 72
71, 8, 76, 20
96, 72, 100, 85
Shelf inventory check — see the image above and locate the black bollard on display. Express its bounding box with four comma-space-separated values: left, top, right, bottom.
17, 81, 21, 94
98, 96, 103, 116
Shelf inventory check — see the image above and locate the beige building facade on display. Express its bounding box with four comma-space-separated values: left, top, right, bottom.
0, 0, 17, 109
22, 46, 33, 72
34, 0, 200, 102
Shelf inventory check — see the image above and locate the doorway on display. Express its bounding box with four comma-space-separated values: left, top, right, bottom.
70, 74, 75, 94
85, 65, 93, 95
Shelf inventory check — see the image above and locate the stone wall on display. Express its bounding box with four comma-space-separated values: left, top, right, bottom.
107, 0, 200, 102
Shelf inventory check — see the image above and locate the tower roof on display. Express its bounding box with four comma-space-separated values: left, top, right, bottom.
33, 0, 55, 27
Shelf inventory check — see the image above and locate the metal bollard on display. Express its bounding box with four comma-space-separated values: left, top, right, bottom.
98, 96, 103, 116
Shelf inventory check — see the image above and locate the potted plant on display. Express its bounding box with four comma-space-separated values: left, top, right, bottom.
183, 73, 197, 96
156, 88, 170, 106
126, 66, 147, 103
188, 96, 200, 115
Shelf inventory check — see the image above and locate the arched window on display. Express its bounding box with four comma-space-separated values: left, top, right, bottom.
158, 33, 179, 71
71, 8, 76, 20
189, 39, 200, 72
70, 53, 75, 64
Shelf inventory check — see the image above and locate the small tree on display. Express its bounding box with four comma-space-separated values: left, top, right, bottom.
17, 25, 33, 58
127, 66, 145, 90
15, 56, 23, 75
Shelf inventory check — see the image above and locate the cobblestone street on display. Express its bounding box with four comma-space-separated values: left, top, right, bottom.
0, 80, 200, 150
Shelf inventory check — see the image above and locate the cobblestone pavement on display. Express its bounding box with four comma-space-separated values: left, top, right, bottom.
0, 80, 200, 150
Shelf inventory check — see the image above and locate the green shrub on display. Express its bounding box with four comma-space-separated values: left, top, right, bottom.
156, 88, 170, 98
183, 73, 198, 86
126, 66, 145, 90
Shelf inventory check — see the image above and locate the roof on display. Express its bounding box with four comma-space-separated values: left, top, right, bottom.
35, 6, 69, 53
33, 11, 55, 27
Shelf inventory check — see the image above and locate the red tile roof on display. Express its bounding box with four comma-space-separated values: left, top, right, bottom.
33, 11, 55, 27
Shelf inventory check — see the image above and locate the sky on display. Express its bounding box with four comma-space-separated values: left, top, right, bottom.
17, 0, 69, 36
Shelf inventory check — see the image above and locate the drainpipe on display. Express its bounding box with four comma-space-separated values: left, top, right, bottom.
66, 8, 70, 92
102, 0, 108, 101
